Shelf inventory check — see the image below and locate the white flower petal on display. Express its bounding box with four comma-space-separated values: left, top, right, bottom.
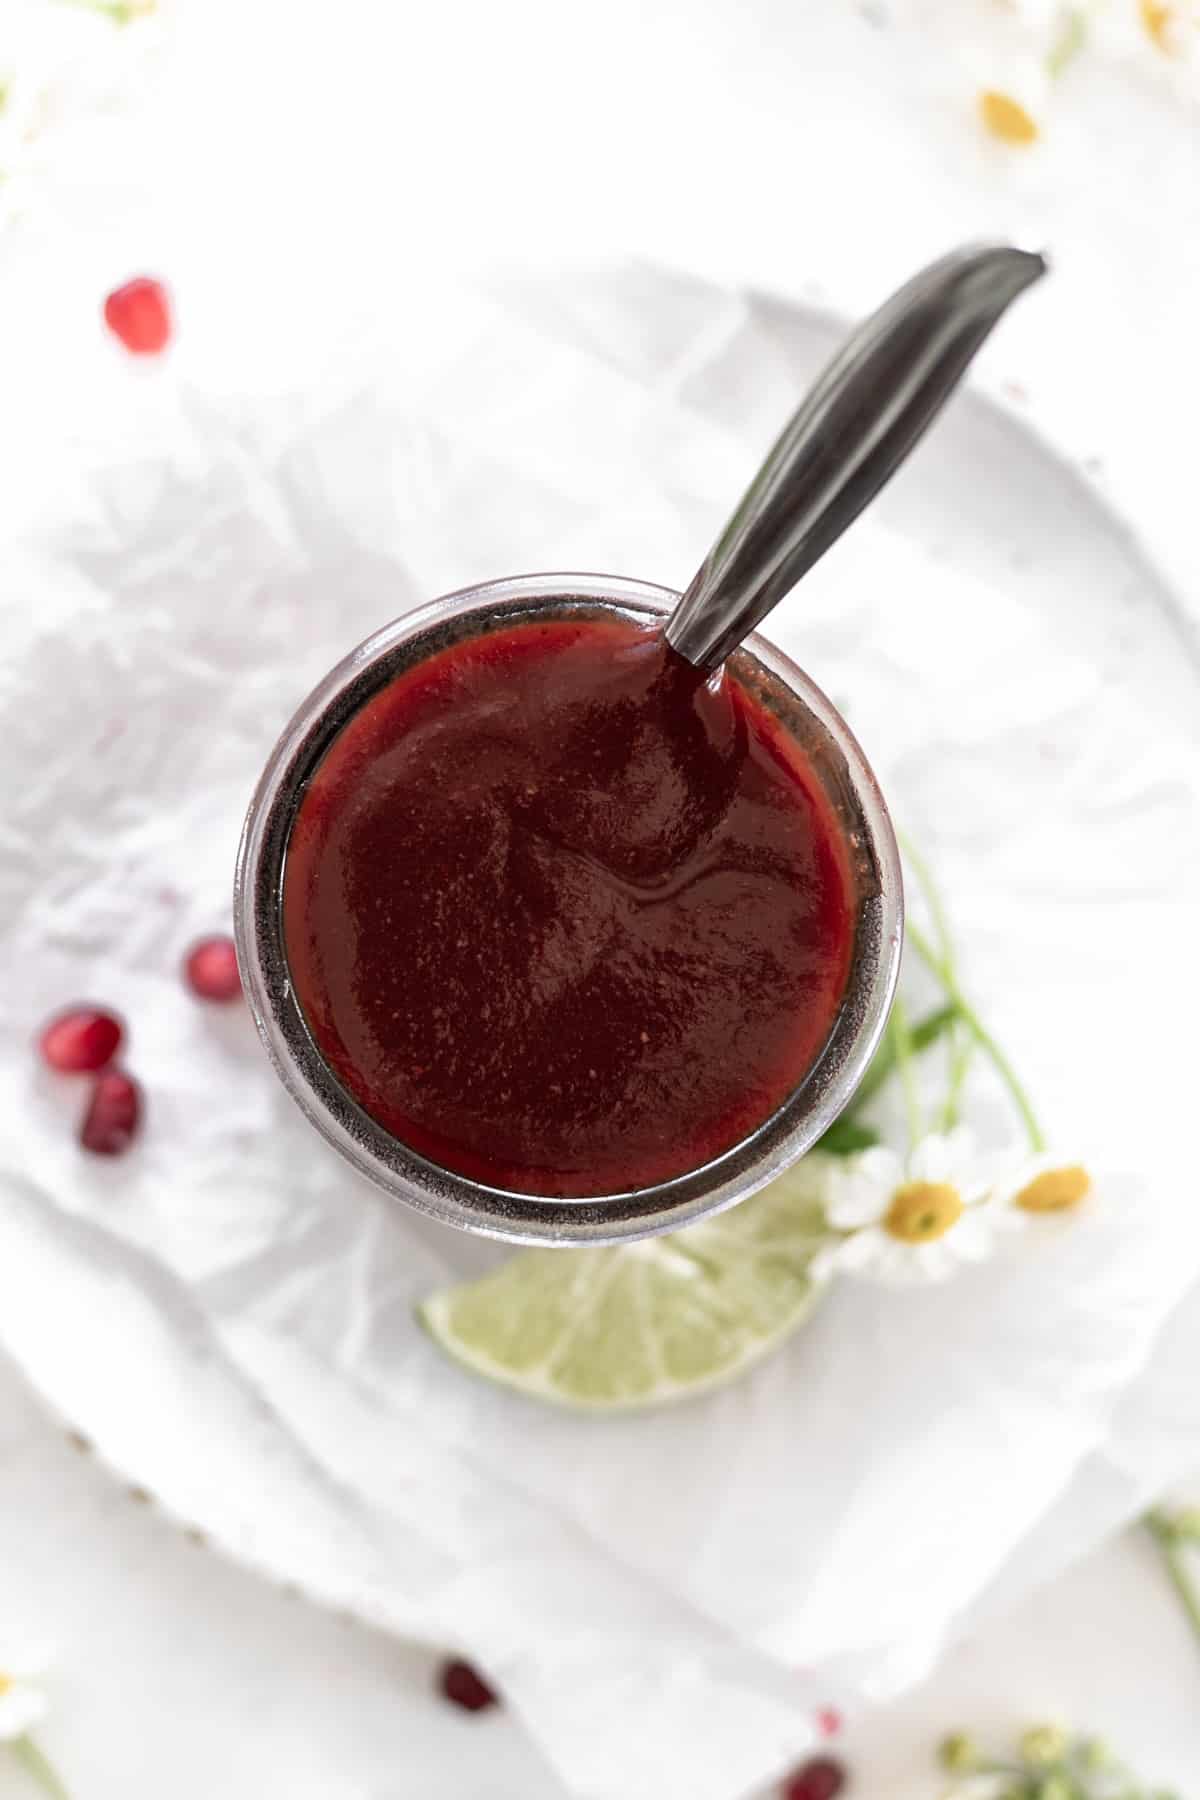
832, 1225, 891, 1273
0, 1646, 55, 1683
833, 1232, 929, 1288
989, 1199, 1030, 1236
906, 1132, 954, 1184
824, 1173, 886, 1229
809, 1244, 842, 1286
1009, 0, 1067, 30
884, 1240, 945, 1285
822, 1146, 904, 1228
855, 1145, 906, 1187
905, 1138, 940, 1184
989, 1151, 1047, 1205
913, 1240, 961, 1281
911, 1127, 978, 1184
948, 1211, 996, 1261
0, 1685, 49, 1741
862, 1242, 912, 1285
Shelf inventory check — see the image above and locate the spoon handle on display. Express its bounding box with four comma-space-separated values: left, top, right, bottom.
666, 243, 1047, 672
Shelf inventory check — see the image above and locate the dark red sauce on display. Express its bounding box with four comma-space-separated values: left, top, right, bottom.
283, 615, 854, 1197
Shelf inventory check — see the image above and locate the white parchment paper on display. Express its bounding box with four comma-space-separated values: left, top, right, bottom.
3, 264, 1200, 1800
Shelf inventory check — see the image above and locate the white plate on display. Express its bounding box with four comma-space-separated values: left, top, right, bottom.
2, 263, 1199, 1800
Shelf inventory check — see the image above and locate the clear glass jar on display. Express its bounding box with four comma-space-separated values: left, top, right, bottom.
234, 572, 902, 1245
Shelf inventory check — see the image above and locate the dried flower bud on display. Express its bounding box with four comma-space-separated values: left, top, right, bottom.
938, 1732, 981, 1772
1019, 1722, 1068, 1766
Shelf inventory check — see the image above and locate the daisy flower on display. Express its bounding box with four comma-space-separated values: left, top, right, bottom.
0, 1646, 70, 1799
974, 2, 1094, 145
0, 1647, 51, 1742
1139, 0, 1199, 56
977, 61, 1051, 144
990, 1152, 1092, 1215
812, 1130, 1015, 1286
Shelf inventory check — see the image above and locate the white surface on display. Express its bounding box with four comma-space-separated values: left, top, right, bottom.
3, 1, 1200, 1796
0, 1345, 1195, 1799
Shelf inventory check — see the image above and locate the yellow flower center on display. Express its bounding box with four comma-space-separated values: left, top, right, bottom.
1015, 1165, 1092, 1213
1140, 0, 1177, 52
978, 90, 1040, 145
884, 1181, 964, 1243
0, 1674, 11, 1696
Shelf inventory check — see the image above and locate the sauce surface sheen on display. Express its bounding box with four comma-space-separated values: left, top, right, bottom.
283, 616, 854, 1196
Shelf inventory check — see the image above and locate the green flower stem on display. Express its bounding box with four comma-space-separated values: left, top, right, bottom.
54, 0, 143, 21
1046, 5, 1089, 78
899, 832, 956, 973
888, 993, 922, 1146
850, 1003, 957, 1112
942, 1023, 975, 1132
899, 834, 978, 1133
1146, 1510, 1200, 1656
906, 919, 1047, 1153
12, 1736, 70, 1800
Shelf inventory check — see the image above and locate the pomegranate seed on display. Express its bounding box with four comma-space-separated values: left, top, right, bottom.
782, 1756, 847, 1800
39, 1007, 124, 1074
183, 936, 242, 1003
816, 1708, 843, 1740
80, 1071, 142, 1156
437, 1658, 498, 1713
103, 277, 172, 354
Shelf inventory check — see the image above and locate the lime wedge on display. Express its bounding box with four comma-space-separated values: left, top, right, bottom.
417, 1159, 832, 1410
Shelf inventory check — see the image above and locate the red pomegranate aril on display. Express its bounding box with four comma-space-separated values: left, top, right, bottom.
103, 277, 172, 354
80, 1071, 142, 1156
782, 1756, 847, 1800
437, 1658, 498, 1713
39, 1007, 124, 1074
183, 936, 242, 1003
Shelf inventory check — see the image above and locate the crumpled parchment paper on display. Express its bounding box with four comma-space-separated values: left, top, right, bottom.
3, 262, 1200, 1800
